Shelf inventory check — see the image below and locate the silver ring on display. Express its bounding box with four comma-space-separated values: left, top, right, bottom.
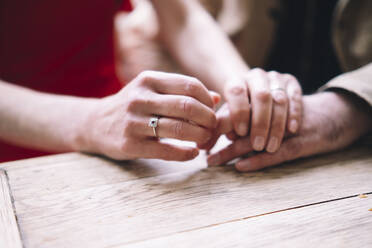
148, 116, 159, 137
270, 87, 286, 93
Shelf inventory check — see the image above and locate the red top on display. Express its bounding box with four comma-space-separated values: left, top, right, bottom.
0, 0, 132, 162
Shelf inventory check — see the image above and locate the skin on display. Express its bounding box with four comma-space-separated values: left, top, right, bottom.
0, 71, 218, 161
203, 69, 303, 154
0, 0, 299, 161
207, 91, 372, 171
152, 0, 300, 151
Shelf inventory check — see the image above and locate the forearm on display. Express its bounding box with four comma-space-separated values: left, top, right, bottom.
328, 90, 372, 139
152, 0, 249, 94
0, 80, 95, 152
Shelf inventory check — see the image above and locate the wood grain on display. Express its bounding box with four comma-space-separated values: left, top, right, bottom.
118, 195, 372, 248
0, 170, 23, 248
3, 143, 371, 248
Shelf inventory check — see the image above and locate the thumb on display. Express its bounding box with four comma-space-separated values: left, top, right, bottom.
235, 137, 302, 172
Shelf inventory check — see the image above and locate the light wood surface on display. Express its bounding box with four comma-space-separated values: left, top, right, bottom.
0, 139, 371, 248
118, 195, 372, 248
0, 170, 23, 248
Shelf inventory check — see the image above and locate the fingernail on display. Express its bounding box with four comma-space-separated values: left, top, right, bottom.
236, 160, 250, 171
272, 90, 285, 103
253, 136, 265, 151
191, 149, 199, 157
237, 123, 248, 136
207, 154, 220, 166
267, 137, 278, 153
289, 120, 298, 133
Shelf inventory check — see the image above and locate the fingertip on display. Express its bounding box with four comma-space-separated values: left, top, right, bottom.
288, 119, 298, 133
198, 135, 218, 151
191, 148, 200, 158
252, 136, 266, 151
266, 137, 279, 153
226, 131, 238, 141
237, 122, 248, 136
207, 153, 220, 167
180, 147, 200, 161
209, 91, 221, 105
235, 159, 253, 172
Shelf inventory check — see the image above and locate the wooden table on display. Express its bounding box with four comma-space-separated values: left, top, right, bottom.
1, 138, 371, 248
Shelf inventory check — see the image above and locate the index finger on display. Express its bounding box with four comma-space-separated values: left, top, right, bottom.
139, 71, 215, 109
224, 78, 250, 136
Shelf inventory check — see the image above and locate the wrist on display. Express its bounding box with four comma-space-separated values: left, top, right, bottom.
69, 98, 101, 154
311, 91, 372, 141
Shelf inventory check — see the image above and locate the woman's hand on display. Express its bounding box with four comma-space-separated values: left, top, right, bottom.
81, 71, 218, 161
222, 69, 302, 151
206, 69, 303, 166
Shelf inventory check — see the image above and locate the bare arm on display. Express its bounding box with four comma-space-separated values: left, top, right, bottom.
151, 0, 249, 94
0, 80, 93, 152
151, 0, 302, 147
0, 71, 218, 161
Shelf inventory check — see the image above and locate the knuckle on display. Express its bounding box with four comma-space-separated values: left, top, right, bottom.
126, 96, 150, 111
137, 70, 156, 86
181, 97, 195, 117
227, 85, 246, 96
272, 91, 288, 105
173, 121, 186, 138
282, 73, 296, 82
250, 68, 265, 75
126, 98, 141, 111
268, 70, 280, 78
185, 79, 202, 95
254, 89, 272, 103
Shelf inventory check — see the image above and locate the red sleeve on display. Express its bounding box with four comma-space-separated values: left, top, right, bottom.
119, 0, 133, 11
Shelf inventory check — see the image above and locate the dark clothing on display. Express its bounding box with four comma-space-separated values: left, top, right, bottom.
266, 0, 342, 94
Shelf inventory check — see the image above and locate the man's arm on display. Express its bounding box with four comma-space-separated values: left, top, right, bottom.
207, 63, 372, 171
319, 63, 372, 107
208, 91, 372, 171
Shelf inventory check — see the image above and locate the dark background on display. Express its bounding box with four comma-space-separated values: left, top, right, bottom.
266, 0, 342, 94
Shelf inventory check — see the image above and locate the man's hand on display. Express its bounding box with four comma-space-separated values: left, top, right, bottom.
207, 91, 372, 172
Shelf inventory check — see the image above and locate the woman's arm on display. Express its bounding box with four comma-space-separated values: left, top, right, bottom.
152, 0, 249, 95
0, 71, 218, 161
0, 80, 93, 152
151, 0, 302, 146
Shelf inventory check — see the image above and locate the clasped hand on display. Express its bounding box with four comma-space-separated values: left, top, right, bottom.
80, 69, 303, 165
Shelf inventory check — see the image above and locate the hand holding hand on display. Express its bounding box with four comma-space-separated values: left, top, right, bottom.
207, 91, 372, 171
205, 69, 303, 154
80, 71, 219, 161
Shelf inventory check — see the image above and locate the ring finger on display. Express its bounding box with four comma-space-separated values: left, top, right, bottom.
266, 71, 289, 153
138, 116, 213, 146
